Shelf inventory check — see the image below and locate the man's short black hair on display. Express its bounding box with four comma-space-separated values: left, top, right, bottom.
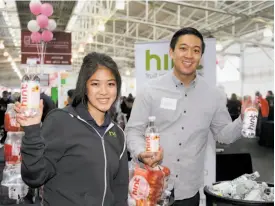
170, 27, 205, 54
67, 89, 75, 99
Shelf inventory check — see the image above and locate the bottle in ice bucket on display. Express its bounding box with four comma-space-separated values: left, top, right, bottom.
241, 102, 258, 138
145, 116, 160, 152
21, 59, 40, 117
231, 171, 260, 184
211, 171, 260, 196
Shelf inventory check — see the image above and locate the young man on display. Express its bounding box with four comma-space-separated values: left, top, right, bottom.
125, 27, 251, 206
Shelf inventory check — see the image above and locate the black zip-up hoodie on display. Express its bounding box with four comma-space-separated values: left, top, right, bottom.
20, 105, 129, 206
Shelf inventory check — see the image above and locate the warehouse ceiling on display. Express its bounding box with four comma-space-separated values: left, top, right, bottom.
0, 0, 274, 87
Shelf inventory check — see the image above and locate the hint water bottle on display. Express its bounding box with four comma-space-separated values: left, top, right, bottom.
241, 103, 259, 138
145, 116, 160, 152
21, 60, 40, 117
158, 190, 171, 206
231, 171, 260, 184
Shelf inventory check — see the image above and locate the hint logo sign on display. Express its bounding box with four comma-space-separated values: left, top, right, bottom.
145, 50, 174, 71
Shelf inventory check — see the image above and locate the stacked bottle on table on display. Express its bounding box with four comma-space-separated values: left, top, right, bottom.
1, 103, 29, 204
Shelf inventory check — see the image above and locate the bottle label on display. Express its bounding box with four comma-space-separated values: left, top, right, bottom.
129, 175, 150, 200
11, 142, 21, 157
10, 116, 17, 127
242, 109, 258, 135
21, 81, 40, 109
145, 133, 160, 152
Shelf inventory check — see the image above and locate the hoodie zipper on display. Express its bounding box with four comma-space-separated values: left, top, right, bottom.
70, 114, 114, 206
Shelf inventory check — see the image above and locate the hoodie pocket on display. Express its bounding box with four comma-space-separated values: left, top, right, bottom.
56, 189, 98, 206
84, 193, 99, 206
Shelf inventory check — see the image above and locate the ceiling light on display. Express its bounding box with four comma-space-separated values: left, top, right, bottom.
116, 0, 125, 10
0, 41, 5, 49
87, 35, 94, 44
263, 27, 273, 37
125, 70, 130, 76
8, 28, 14, 35
0, 0, 5, 9
216, 43, 223, 51
11, 62, 16, 67
73, 53, 78, 58
97, 23, 105, 32
3, 51, 9, 57
8, 57, 12, 62
78, 45, 84, 53
13, 40, 18, 47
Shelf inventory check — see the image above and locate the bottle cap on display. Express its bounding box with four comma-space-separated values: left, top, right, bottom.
165, 190, 171, 196
254, 171, 260, 178
148, 116, 156, 121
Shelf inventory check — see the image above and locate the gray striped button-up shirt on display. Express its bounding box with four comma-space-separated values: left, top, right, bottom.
125, 70, 242, 200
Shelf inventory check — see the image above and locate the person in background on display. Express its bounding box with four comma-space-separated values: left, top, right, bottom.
255, 91, 269, 121
0, 91, 13, 144
126, 27, 252, 206
255, 91, 269, 136
128, 93, 134, 100
8, 92, 12, 101
67, 89, 75, 106
15, 52, 128, 206
120, 96, 134, 121
0, 91, 13, 125
0, 91, 13, 111
227, 93, 242, 121
266, 90, 274, 120
266, 90, 274, 98
40, 92, 56, 122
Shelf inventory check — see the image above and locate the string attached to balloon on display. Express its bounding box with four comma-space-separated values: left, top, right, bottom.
28, 0, 56, 72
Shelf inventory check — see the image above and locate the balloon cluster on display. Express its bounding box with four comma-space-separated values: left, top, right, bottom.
27, 0, 56, 43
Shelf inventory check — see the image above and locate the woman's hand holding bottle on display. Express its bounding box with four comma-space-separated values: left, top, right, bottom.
14, 100, 44, 127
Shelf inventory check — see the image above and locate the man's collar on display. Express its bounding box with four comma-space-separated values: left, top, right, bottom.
171, 69, 199, 88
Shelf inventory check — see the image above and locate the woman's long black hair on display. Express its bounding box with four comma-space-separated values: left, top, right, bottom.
72, 52, 122, 107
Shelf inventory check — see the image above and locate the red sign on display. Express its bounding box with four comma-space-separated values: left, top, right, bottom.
21, 31, 71, 66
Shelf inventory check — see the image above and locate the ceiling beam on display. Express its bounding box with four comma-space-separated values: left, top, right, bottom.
86, 41, 134, 51
163, 1, 248, 17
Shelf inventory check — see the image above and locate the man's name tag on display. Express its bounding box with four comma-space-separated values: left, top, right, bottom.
160, 97, 177, 110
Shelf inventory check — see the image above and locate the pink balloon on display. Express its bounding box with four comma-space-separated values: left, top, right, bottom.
41, 30, 53, 42
41, 3, 53, 17
29, 2, 41, 16
36, 14, 49, 28
31, 32, 41, 43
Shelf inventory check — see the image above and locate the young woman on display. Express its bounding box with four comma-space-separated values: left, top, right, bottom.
15, 52, 128, 206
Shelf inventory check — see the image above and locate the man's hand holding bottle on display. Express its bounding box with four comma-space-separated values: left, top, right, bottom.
138, 147, 164, 168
